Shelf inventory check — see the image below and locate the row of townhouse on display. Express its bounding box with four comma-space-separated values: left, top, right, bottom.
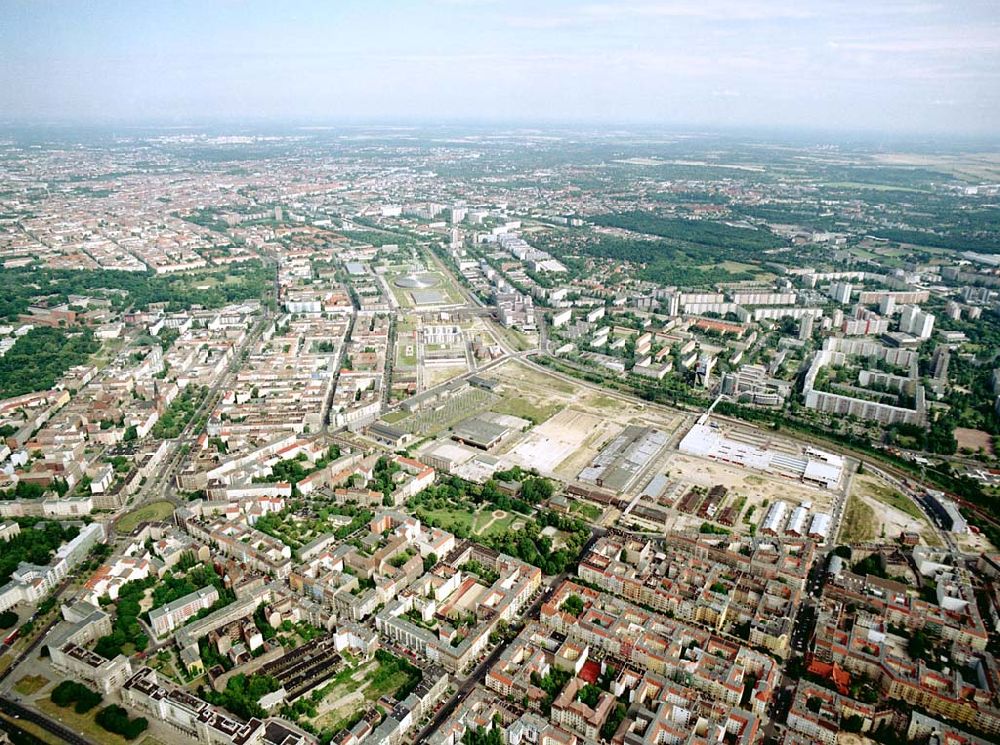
540, 580, 778, 720
376, 543, 541, 673
786, 681, 889, 745
812, 605, 1000, 736
177, 510, 293, 579
578, 535, 801, 657
425, 687, 579, 745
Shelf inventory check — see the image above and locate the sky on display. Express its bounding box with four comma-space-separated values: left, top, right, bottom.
1, 0, 998, 136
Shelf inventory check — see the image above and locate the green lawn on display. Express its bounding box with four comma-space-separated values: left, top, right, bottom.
117, 500, 175, 533
381, 411, 411, 424
492, 396, 561, 425
570, 500, 603, 521
473, 510, 517, 538
417, 507, 475, 534
13, 674, 48, 695
868, 482, 925, 522
37, 699, 130, 745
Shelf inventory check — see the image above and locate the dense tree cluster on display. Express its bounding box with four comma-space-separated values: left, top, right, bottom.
0, 264, 271, 322
591, 211, 786, 250
409, 473, 588, 575
94, 576, 153, 658
481, 509, 589, 575
462, 726, 503, 745
202, 673, 281, 721
147, 562, 231, 615
530, 668, 572, 715
560, 594, 584, 617
0, 326, 99, 397
371, 456, 402, 500
50, 681, 102, 714
95, 704, 149, 740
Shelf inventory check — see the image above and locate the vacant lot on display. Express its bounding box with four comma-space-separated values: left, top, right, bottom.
862, 478, 923, 521
491, 394, 562, 426
850, 475, 939, 544
840, 493, 877, 543
117, 500, 175, 533
504, 408, 612, 478
955, 427, 995, 455
13, 674, 48, 695
667, 453, 838, 513
311, 655, 419, 733
569, 500, 603, 522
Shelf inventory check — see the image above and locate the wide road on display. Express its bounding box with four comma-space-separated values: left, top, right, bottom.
0, 696, 96, 745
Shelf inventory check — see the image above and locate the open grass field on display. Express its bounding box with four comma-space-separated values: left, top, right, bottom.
395, 335, 418, 368
865, 481, 924, 522
117, 500, 175, 533
417, 506, 475, 535
496, 361, 576, 395
426, 364, 467, 387
473, 509, 518, 538
491, 394, 561, 425
417, 504, 520, 539
840, 493, 877, 543
824, 181, 929, 193
37, 698, 131, 745
699, 260, 759, 273
13, 674, 48, 695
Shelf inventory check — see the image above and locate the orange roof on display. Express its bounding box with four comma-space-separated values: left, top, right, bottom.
807, 658, 850, 695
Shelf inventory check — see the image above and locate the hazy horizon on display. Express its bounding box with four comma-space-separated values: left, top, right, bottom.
2, 0, 999, 138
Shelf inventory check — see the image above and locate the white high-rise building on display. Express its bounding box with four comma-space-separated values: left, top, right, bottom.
899, 305, 936, 339
829, 282, 853, 304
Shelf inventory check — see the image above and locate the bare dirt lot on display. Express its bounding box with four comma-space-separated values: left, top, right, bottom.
954, 427, 995, 456
648, 451, 841, 537
488, 360, 687, 479
503, 408, 620, 479
665, 453, 838, 511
